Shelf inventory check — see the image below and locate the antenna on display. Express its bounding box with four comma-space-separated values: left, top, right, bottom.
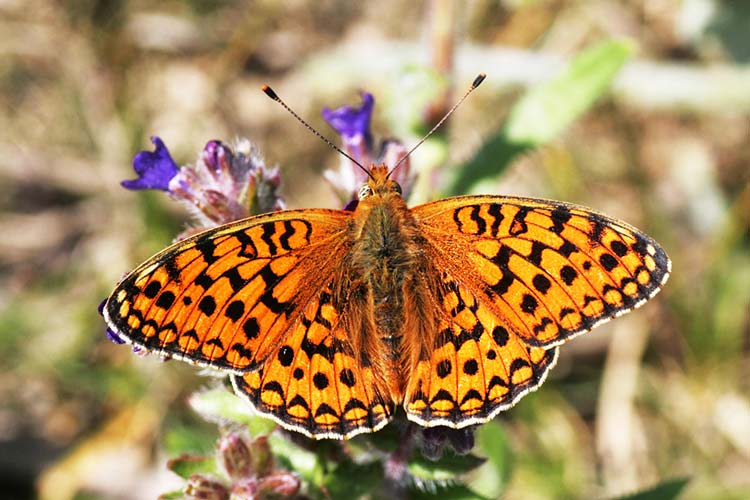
389, 73, 486, 177
261, 85, 373, 180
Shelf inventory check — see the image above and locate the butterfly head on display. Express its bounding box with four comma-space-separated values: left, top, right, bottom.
359, 164, 403, 200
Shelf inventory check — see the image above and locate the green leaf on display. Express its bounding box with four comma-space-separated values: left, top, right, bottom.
166, 454, 217, 479
188, 386, 277, 436
267, 434, 322, 485
158, 490, 187, 500
503, 38, 635, 145
322, 461, 383, 500
409, 483, 492, 500
161, 418, 217, 457
446, 38, 635, 195
467, 422, 513, 498
408, 452, 486, 482
611, 477, 690, 500
347, 421, 402, 455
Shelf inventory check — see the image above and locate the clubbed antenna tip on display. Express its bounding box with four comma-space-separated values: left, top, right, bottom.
389, 73, 487, 177
261, 85, 279, 100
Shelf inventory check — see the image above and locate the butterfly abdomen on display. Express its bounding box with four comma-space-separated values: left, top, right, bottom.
347, 192, 424, 391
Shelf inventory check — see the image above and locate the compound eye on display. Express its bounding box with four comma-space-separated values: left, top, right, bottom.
358, 184, 372, 199
392, 182, 402, 195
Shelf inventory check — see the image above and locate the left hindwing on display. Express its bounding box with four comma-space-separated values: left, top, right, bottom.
412, 195, 671, 348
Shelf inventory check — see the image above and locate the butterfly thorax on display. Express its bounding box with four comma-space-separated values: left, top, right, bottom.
343, 165, 425, 397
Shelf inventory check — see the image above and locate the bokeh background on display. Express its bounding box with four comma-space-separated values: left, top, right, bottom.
1, 1, 748, 499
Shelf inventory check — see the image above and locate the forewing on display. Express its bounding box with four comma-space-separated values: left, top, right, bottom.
412, 196, 671, 348
104, 209, 350, 371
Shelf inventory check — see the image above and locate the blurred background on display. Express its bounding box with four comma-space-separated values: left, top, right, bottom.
1, 1, 748, 499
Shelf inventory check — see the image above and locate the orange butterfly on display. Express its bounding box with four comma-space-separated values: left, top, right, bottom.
103, 79, 670, 440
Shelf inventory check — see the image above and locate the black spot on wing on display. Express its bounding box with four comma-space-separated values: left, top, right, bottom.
532, 274, 551, 294
278, 345, 294, 366
155, 291, 176, 309
521, 294, 538, 314
225, 300, 245, 321
223, 267, 246, 293
198, 296, 216, 316
487, 203, 504, 236
194, 238, 218, 265
242, 317, 259, 339
492, 326, 509, 347
509, 207, 530, 236
463, 359, 479, 375
144, 281, 161, 299
599, 253, 618, 271
436, 359, 452, 378
339, 368, 356, 387
528, 241, 545, 266
560, 265, 578, 286
313, 372, 330, 390
550, 206, 572, 234
260, 223, 278, 255
558, 240, 578, 258
611, 240, 628, 257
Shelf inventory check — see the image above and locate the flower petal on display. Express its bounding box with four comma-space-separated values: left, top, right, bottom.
98, 298, 125, 344
322, 92, 374, 141
122, 136, 180, 191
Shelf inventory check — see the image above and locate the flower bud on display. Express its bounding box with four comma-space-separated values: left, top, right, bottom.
257, 471, 300, 498
218, 432, 253, 480
184, 474, 229, 500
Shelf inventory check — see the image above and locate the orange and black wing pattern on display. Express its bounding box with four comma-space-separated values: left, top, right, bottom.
413, 196, 671, 348
104, 209, 394, 438
404, 269, 558, 427
231, 279, 395, 439
403, 196, 670, 427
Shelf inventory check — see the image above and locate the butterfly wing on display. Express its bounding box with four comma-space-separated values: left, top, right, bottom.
413, 196, 670, 347
231, 278, 395, 439
404, 270, 559, 427
404, 195, 670, 427
104, 209, 394, 438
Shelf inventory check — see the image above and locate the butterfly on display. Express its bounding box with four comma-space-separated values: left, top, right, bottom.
103, 158, 671, 439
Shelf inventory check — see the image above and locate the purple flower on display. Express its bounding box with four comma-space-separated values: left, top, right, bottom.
218, 433, 253, 480
168, 139, 284, 231
322, 92, 413, 204
322, 92, 374, 159
185, 474, 229, 500
121, 137, 284, 235
122, 136, 179, 191
97, 298, 125, 345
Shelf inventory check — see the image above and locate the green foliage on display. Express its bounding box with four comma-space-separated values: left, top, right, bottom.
612, 477, 690, 500
467, 422, 513, 498
189, 386, 278, 436
321, 461, 384, 500
408, 453, 486, 483
445, 39, 635, 195
167, 455, 219, 480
